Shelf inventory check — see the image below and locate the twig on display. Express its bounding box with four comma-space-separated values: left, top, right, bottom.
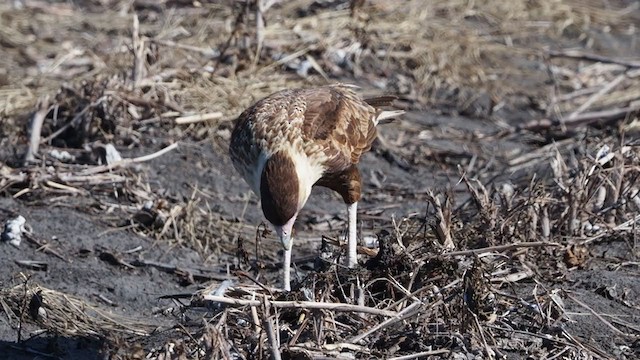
14, 260, 48, 271
17, 275, 32, 343
547, 49, 640, 68
349, 301, 423, 343
565, 74, 625, 120
254, 0, 266, 63
565, 292, 626, 336
257, 46, 311, 74
131, 13, 145, 88
262, 298, 282, 360
288, 314, 308, 346
200, 295, 397, 317
175, 112, 223, 125
24, 97, 51, 165
44, 180, 87, 194
556, 86, 601, 102
253, 0, 280, 63
78, 142, 178, 176
388, 349, 450, 360
108, 91, 185, 113
507, 138, 576, 167
426, 190, 453, 250
250, 294, 261, 334
24, 233, 69, 262
440, 241, 561, 257
290, 342, 368, 353
580, 214, 640, 245
473, 312, 495, 359
516, 103, 640, 133
485, 325, 586, 349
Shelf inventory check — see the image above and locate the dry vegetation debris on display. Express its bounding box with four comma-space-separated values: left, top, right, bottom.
0, 0, 639, 359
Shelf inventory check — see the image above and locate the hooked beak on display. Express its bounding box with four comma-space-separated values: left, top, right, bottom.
274, 216, 296, 250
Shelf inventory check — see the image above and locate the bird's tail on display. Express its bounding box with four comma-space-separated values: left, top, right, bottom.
364, 95, 397, 107
375, 110, 405, 124
365, 95, 405, 125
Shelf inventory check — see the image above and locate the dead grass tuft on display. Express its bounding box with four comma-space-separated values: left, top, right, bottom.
0, 278, 152, 339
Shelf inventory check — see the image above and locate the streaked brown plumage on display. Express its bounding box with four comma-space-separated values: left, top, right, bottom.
229, 84, 403, 290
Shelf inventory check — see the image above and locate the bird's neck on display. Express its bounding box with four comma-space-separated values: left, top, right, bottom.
260, 151, 302, 226
260, 150, 325, 225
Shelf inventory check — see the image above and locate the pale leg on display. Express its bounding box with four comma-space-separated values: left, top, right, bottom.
283, 247, 292, 291
347, 202, 358, 268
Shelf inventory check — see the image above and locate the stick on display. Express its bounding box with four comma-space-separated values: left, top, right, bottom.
388, 349, 451, 360
78, 142, 178, 176
131, 13, 145, 88
253, 0, 280, 63
441, 241, 561, 257
518, 103, 640, 132
175, 112, 223, 125
580, 214, 640, 245
200, 295, 397, 317
44, 180, 87, 194
566, 292, 626, 336
427, 190, 453, 250
565, 74, 625, 120
349, 301, 423, 343
257, 46, 311, 74
254, 0, 265, 63
262, 298, 282, 360
547, 49, 640, 68
563, 105, 639, 127
507, 138, 576, 167
24, 97, 50, 165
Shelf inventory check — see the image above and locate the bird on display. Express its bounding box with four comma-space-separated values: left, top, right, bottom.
229, 84, 403, 290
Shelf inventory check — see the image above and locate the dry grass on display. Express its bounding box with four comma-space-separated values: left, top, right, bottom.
0, 277, 152, 338
125, 133, 640, 358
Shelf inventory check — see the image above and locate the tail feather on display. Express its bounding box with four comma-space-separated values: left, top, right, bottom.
375, 109, 405, 125
365, 95, 404, 125
364, 95, 398, 108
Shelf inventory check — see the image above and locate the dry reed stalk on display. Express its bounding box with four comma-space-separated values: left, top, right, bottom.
200, 295, 397, 317
24, 96, 50, 165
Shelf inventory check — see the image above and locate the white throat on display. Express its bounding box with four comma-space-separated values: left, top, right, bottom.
249, 148, 325, 211
289, 150, 324, 209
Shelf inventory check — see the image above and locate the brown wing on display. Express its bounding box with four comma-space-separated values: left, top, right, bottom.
300, 86, 378, 172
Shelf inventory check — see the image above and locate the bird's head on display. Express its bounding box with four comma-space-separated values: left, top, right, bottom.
260, 151, 302, 250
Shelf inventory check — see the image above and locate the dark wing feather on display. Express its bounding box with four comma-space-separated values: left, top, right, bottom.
299, 86, 377, 172
301, 88, 340, 141
364, 95, 397, 107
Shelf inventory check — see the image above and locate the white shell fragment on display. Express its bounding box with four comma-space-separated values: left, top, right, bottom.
586, 144, 615, 184
210, 279, 235, 297
104, 144, 123, 164
362, 235, 378, 248
49, 149, 76, 162
595, 144, 612, 165
1, 215, 27, 247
